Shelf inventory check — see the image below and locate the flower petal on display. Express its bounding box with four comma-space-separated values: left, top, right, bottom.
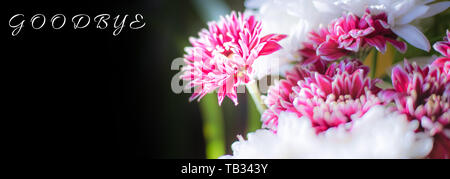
259, 41, 283, 56
420, 1, 450, 19
317, 40, 347, 61
365, 36, 387, 53
261, 34, 287, 42
397, 5, 429, 25
392, 65, 410, 93
386, 38, 407, 53
392, 25, 430, 52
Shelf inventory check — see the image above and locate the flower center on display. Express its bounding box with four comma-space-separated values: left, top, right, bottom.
237, 70, 245, 78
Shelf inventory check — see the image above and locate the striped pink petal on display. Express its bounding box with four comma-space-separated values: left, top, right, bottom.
181, 12, 286, 105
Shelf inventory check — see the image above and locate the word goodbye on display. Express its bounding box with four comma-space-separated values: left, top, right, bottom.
9, 14, 146, 36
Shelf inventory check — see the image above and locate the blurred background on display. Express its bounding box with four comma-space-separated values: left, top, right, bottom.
4, 0, 449, 160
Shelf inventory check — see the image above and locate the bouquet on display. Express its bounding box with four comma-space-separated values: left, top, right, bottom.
175, 0, 450, 159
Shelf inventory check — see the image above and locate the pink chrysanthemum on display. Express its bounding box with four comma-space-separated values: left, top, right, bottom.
300, 9, 406, 65
263, 59, 382, 133
262, 65, 312, 129
380, 59, 450, 158
433, 30, 450, 78
293, 61, 381, 133
381, 60, 449, 134
299, 28, 334, 70
181, 12, 286, 105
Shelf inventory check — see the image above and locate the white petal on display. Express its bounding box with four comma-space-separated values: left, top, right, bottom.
420, 1, 450, 19
244, 0, 267, 9
222, 106, 433, 159
392, 25, 430, 52
397, 5, 429, 25
312, 0, 336, 13
392, 0, 416, 18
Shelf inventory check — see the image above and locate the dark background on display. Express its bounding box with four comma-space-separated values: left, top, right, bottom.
4, 0, 246, 160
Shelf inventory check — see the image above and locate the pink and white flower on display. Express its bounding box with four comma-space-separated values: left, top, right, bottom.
300, 9, 406, 65
262, 65, 313, 130
262, 59, 382, 132
332, 0, 450, 52
433, 30, 450, 78
380, 58, 450, 158
181, 12, 286, 105
292, 60, 382, 133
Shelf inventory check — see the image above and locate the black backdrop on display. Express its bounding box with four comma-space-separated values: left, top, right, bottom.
4, 0, 222, 160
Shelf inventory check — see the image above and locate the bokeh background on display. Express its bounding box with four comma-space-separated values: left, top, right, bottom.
4, 0, 449, 160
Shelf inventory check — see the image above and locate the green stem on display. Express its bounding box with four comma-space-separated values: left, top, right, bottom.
247, 91, 262, 133
199, 93, 225, 159
245, 80, 267, 114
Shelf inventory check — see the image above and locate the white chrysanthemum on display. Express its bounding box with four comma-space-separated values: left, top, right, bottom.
221, 106, 433, 159
331, 0, 450, 51
246, 0, 343, 79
